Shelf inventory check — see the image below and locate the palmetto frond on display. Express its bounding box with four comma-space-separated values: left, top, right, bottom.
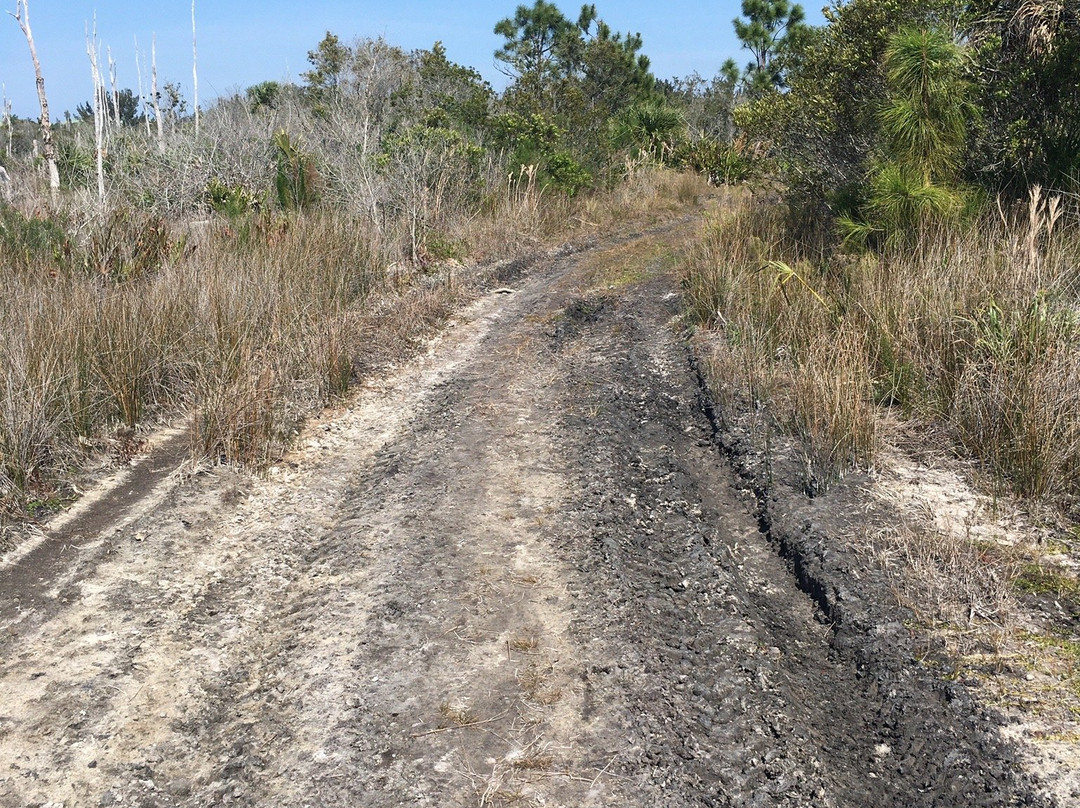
1011, 0, 1065, 58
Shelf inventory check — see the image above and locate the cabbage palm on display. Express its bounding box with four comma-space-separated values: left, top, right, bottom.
611, 100, 685, 162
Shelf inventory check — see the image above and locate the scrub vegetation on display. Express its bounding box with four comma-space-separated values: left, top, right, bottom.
684, 0, 1080, 505
0, 2, 736, 518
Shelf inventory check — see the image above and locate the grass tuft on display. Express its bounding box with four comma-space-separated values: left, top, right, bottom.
683, 189, 1080, 501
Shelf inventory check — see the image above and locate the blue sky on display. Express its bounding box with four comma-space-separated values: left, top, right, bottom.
0, 1, 827, 119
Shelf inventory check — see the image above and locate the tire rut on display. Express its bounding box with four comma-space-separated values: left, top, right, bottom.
546, 270, 1044, 806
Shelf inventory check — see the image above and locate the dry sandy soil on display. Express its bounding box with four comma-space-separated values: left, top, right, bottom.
0, 217, 1064, 806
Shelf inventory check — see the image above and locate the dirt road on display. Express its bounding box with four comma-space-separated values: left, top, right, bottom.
0, 221, 1048, 806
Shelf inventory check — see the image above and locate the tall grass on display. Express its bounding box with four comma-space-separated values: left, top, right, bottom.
684, 188, 1080, 501
0, 209, 385, 508
0, 165, 707, 516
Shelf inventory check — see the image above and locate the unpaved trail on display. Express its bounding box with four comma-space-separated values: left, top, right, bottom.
0, 220, 1047, 807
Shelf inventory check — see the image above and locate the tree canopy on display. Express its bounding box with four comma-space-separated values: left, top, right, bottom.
732, 0, 811, 95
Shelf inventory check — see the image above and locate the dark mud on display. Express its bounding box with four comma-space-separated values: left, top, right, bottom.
544, 269, 1049, 806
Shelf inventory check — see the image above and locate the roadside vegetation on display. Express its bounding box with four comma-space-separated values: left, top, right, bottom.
684, 0, 1080, 505
2, 0, 1078, 540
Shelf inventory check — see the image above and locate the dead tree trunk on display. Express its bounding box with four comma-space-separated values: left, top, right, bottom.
86, 21, 106, 207
152, 35, 164, 151
135, 36, 151, 138
9, 0, 59, 194
191, 0, 199, 138
153, 35, 165, 151
108, 47, 121, 130
2, 86, 12, 160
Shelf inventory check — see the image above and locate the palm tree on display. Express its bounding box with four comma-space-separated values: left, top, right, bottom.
611, 100, 685, 162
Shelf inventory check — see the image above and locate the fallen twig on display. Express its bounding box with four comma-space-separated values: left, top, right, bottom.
410, 708, 510, 738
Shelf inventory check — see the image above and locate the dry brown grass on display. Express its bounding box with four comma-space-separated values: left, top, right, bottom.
517, 663, 562, 706
684, 188, 1080, 500
438, 699, 478, 727
865, 517, 1021, 654
0, 167, 711, 521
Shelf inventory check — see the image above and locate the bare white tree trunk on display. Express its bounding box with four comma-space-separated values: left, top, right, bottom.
191, 0, 199, 138
152, 35, 164, 152
9, 0, 59, 194
86, 21, 106, 208
135, 36, 151, 138
2, 84, 11, 159
108, 47, 121, 130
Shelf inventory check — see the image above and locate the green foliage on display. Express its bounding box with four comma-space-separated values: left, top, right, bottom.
839, 26, 973, 249
871, 330, 924, 409
76, 88, 140, 127
55, 137, 97, 190
377, 123, 486, 258
494, 2, 659, 173
246, 81, 281, 112
417, 43, 494, 133
952, 293, 1080, 500
491, 110, 562, 153
543, 151, 591, 196
610, 100, 685, 162
967, 294, 1065, 367
273, 130, 319, 211
160, 81, 188, 123
303, 31, 351, 98
0, 205, 72, 272
205, 178, 261, 218
490, 111, 590, 195
741, 0, 1077, 200
967, 0, 1080, 189
377, 125, 484, 185
738, 0, 966, 198
838, 161, 964, 249
879, 27, 973, 180
732, 0, 811, 94
672, 136, 756, 185
494, 0, 579, 93
0, 205, 183, 281
575, 11, 656, 119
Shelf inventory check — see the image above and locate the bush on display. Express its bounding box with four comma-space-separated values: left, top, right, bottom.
683, 188, 1080, 502
544, 151, 591, 196
0, 205, 73, 273
205, 177, 262, 217
83, 208, 188, 282
673, 136, 758, 185
273, 130, 320, 211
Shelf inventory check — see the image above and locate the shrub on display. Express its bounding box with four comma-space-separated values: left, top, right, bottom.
672, 136, 757, 185
205, 177, 262, 217
82, 208, 188, 282
0, 205, 72, 273
273, 130, 320, 211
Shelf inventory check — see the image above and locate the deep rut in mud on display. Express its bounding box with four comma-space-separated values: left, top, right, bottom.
0, 222, 1047, 807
